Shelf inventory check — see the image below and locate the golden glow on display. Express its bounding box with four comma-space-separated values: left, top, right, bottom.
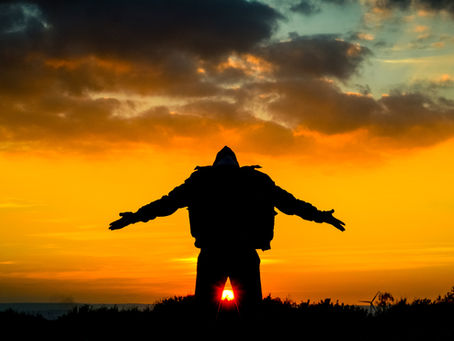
357, 33, 375, 41
44, 56, 132, 73
221, 290, 235, 301
216, 53, 273, 78
346, 44, 362, 56
1, 140, 454, 304
413, 25, 429, 33
439, 74, 454, 82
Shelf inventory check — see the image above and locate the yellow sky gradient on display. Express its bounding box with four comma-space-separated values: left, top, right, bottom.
1, 138, 453, 304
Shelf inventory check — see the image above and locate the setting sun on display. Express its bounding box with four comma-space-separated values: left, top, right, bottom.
221, 289, 235, 301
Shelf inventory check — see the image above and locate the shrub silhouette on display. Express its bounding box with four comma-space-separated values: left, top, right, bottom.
377, 291, 394, 307
1, 287, 453, 340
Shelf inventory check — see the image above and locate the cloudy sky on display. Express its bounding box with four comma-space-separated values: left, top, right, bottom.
1, 0, 453, 304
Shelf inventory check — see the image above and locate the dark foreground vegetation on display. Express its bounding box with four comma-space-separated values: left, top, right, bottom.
1, 288, 453, 340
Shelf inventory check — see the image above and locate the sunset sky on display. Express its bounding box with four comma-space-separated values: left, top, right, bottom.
1, 0, 454, 304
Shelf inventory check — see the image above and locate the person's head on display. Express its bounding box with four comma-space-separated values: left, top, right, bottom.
213, 146, 239, 167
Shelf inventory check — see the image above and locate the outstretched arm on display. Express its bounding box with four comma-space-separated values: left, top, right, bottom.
273, 185, 346, 232
109, 181, 190, 230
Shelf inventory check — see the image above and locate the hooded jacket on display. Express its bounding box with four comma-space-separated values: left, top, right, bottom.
134, 163, 324, 251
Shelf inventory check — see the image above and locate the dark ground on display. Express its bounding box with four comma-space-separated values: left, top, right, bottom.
1, 288, 453, 340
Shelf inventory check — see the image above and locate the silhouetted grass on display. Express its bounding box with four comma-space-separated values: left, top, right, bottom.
1, 287, 453, 340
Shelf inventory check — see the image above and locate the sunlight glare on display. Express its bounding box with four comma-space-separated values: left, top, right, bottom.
221, 289, 235, 301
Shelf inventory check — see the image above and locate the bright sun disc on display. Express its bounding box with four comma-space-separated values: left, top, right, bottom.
221, 289, 235, 301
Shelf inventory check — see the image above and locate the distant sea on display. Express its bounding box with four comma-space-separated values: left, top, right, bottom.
0, 303, 154, 320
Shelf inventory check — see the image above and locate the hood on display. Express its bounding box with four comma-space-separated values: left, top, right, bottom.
212, 146, 239, 167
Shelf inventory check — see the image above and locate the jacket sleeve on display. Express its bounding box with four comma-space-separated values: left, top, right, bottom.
273, 185, 325, 223
134, 178, 192, 223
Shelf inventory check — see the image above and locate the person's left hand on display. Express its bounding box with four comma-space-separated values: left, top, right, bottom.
109, 212, 136, 230
323, 209, 346, 231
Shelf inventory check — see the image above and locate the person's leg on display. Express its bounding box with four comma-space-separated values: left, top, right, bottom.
229, 249, 262, 320
195, 249, 228, 320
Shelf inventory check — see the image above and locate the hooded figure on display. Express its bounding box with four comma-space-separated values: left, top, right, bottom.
212, 146, 240, 167
109, 146, 345, 320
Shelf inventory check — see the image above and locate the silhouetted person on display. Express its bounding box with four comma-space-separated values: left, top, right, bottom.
109, 146, 345, 320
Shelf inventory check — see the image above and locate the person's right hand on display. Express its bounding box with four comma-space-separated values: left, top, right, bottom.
323, 209, 346, 232
109, 212, 136, 230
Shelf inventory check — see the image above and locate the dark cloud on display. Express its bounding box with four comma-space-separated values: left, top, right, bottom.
290, 0, 356, 17
1, 0, 454, 157
0, 89, 302, 155
316, 0, 454, 16
241, 120, 297, 151
180, 100, 252, 124
0, 50, 223, 99
263, 78, 379, 133
322, 0, 355, 4
263, 77, 454, 146
417, 0, 454, 15
0, 2, 41, 33
0, 0, 289, 154
373, 40, 392, 48
290, 1, 321, 16
438, 97, 454, 108
0, 2, 48, 34
0, 93, 216, 148
389, 76, 454, 97
0, 0, 282, 97
258, 35, 371, 80
355, 84, 372, 96
371, 91, 454, 146
374, 0, 412, 10
20, 0, 283, 60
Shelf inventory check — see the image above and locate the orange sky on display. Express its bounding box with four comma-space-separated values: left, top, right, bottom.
1, 0, 454, 304
1, 139, 453, 304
